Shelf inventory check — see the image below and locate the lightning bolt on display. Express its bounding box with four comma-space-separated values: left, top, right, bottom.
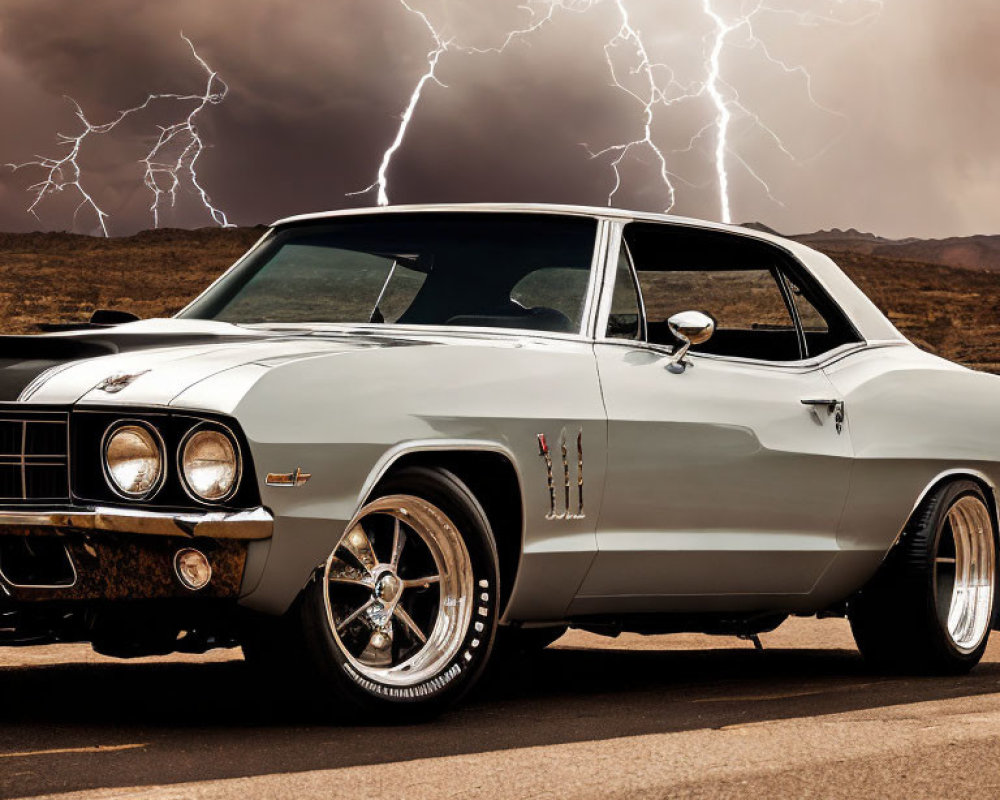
349, 1, 450, 208
702, 1, 739, 224
695, 0, 884, 223
351, 0, 597, 207
6, 33, 232, 236
585, 0, 694, 212
141, 34, 233, 230
356, 0, 882, 224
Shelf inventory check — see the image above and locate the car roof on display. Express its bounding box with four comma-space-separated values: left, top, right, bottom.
274, 202, 751, 235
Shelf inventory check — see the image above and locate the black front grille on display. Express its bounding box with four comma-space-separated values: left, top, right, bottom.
0, 412, 70, 503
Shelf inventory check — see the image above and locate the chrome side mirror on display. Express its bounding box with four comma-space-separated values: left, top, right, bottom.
666, 310, 715, 373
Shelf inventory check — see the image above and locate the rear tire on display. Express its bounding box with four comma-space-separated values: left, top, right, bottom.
297, 466, 500, 719
849, 480, 996, 674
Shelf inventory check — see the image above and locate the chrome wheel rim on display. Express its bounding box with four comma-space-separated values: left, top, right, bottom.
935, 495, 996, 654
323, 495, 474, 686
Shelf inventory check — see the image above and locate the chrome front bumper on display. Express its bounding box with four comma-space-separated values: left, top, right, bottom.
0, 506, 274, 540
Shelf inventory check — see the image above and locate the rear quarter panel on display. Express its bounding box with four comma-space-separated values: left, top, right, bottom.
815, 343, 1000, 605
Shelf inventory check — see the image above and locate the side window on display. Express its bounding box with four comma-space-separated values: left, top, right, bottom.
620, 222, 861, 362
781, 269, 858, 358
623, 222, 806, 362
605, 247, 642, 340
638, 267, 799, 361
787, 280, 828, 334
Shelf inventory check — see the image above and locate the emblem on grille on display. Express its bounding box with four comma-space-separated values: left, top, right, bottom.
537, 429, 584, 520
95, 371, 149, 394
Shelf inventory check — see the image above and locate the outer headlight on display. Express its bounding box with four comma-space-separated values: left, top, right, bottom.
181, 427, 240, 502
104, 424, 165, 498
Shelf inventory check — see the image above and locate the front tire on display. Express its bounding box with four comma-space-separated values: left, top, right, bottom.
849, 480, 997, 674
299, 467, 500, 718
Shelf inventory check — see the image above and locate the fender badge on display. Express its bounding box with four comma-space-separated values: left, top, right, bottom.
266, 468, 312, 487
95, 370, 149, 394
537, 429, 584, 520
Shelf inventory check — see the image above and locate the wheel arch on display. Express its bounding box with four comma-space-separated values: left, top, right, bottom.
896, 469, 1000, 550
892, 468, 1000, 628
358, 441, 524, 616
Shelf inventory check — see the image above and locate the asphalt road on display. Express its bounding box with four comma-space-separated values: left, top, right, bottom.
2, 618, 1000, 799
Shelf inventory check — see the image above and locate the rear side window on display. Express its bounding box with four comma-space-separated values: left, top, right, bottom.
619, 223, 860, 361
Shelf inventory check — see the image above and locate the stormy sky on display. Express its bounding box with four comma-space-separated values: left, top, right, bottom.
0, 0, 996, 239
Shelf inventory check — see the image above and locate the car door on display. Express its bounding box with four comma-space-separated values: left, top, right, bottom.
573, 222, 857, 614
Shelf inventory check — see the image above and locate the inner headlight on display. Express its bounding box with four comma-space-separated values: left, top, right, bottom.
181, 428, 240, 502
104, 424, 164, 498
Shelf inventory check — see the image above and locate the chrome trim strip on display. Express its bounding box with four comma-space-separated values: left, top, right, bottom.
0, 505, 274, 540
581, 219, 613, 338
592, 337, 878, 373
19, 421, 26, 500
237, 322, 592, 345
593, 220, 624, 340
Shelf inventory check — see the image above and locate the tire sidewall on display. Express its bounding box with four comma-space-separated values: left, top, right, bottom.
921, 481, 996, 665
301, 467, 500, 716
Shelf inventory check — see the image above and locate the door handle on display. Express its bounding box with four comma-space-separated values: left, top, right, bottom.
801, 398, 845, 434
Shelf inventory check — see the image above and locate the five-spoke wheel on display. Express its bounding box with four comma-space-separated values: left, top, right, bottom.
297, 467, 499, 716
324, 495, 474, 685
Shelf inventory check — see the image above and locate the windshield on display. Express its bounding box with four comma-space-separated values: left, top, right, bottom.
179, 213, 598, 334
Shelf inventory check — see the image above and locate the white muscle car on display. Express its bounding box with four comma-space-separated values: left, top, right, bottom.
1, 204, 997, 716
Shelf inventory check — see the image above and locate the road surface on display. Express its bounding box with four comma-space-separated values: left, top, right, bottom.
2, 618, 1000, 799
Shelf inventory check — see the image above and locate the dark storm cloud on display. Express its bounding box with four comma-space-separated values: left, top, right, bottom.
0, 0, 997, 238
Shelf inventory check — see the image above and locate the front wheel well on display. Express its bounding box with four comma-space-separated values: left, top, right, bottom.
369, 450, 523, 615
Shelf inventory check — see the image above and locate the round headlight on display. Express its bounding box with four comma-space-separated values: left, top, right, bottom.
104, 424, 164, 498
181, 428, 240, 502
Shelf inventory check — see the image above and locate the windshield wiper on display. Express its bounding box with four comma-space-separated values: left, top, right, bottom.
369, 260, 398, 324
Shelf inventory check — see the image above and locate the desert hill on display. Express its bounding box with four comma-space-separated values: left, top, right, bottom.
793, 229, 1000, 273
1, 225, 1000, 373
741, 222, 1000, 273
